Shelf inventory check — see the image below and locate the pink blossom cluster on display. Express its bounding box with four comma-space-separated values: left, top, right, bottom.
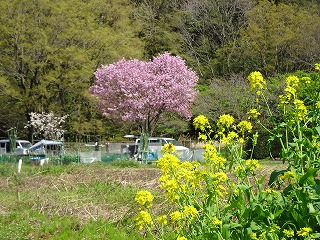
90, 52, 199, 122
25, 112, 68, 140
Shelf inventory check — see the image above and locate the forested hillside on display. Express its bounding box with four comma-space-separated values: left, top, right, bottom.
0, 0, 319, 141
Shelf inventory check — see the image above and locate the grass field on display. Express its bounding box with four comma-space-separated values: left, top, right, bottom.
0, 159, 288, 240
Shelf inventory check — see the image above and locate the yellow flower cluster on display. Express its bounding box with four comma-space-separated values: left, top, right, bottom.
176, 162, 201, 188
156, 215, 168, 226
235, 165, 245, 178
280, 171, 296, 184
157, 153, 181, 175
135, 190, 154, 209
315, 63, 320, 71
215, 114, 253, 146
213, 184, 227, 197
158, 151, 200, 201
297, 227, 312, 237
135, 210, 153, 230
237, 120, 253, 133
248, 71, 266, 93
245, 159, 262, 171
263, 188, 277, 194
193, 115, 211, 132
217, 114, 234, 129
293, 99, 308, 120
198, 133, 208, 142
286, 75, 300, 87
250, 231, 267, 240
177, 236, 188, 240
221, 131, 239, 145
210, 172, 228, 185
270, 224, 280, 233
159, 176, 180, 201
247, 108, 261, 119
161, 142, 177, 154
283, 229, 295, 238
301, 76, 311, 84
212, 216, 222, 226
235, 160, 261, 177
183, 205, 198, 219
170, 211, 183, 223
202, 144, 226, 172
279, 74, 311, 108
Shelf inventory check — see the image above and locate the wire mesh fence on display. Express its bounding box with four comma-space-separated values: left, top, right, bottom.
0, 139, 206, 165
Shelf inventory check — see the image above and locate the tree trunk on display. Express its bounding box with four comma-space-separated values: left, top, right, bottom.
140, 118, 150, 163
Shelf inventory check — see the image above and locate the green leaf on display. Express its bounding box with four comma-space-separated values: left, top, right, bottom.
222, 224, 231, 239
299, 168, 319, 185
268, 169, 287, 187
273, 208, 285, 218
315, 126, 320, 136
307, 203, 316, 214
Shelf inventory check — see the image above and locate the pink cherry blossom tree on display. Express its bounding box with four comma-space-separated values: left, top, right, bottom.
90, 52, 198, 160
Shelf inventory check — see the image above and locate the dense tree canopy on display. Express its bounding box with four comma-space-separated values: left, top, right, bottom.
0, 0, 319, 141
223, 0, 320, 75
0, 0, 143, 140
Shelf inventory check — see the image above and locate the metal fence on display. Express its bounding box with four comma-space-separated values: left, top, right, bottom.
0, 140, 207, 165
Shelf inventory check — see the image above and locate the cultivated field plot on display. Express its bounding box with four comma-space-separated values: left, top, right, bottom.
0, 160, 287, 239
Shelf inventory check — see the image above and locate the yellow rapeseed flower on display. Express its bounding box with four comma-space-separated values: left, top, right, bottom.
286, 75, 300, 87
247, 109, 261, 119
212, 216, 222, 225
193, 115, 211, 132
315, 63, 320, 71
293, 99, 308, 120
284, 85, 296, 96
160, 178, 179, 200
235, 165, 245, 177
250, 232, 258, 240
156, 215, 168, 226
157, 153, 181, 174
217, 114, 234, 128
214, 185, 227, 197
198, 133, 207, 142
297, 227, 312, 237
280, 171, 296, 184
245, 159, 262, 172
238, 120, 253, 133
135, 190, 154, 208
162, 142, 176, 154
221, 131, 238, 145
210, 172, 228, 185
183, 205, 198, 219
202, 143, 217, 156
135, 210, 153, 230
177, 236, 188, 240
170, 211, 182, 222
279, 94, 290, 105
301, 77, 311, 84
248, 71, 266, 91
263, 188, 276, 194
283, 229, 295, 238
270, 224, 280, 233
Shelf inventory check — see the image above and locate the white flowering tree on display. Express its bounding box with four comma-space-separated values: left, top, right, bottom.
25, 112, 68, 141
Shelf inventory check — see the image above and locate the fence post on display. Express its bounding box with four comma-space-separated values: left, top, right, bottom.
18, 157, 22, 173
